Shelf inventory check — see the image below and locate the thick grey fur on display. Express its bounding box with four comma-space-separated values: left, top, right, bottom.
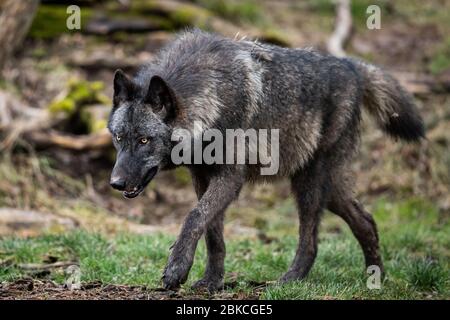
107, 29, 425, 292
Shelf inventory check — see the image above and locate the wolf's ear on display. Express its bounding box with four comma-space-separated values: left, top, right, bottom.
113, 69, 134, 103
146, 75, 177, 121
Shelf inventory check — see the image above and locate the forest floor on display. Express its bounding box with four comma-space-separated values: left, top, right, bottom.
0, 0, 449, 299
1, 196, 448, 299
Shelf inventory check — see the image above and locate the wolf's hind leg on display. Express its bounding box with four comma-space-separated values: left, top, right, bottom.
327, 182, 383, 272
280, 158, 327, 283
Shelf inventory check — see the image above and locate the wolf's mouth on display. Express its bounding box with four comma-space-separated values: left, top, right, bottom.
123, 166, 158, 199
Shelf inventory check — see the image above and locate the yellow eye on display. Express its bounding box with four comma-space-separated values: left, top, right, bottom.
140, 137, 148, 144
116, 134, 121, 141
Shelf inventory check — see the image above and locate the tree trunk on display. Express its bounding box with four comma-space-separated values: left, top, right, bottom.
0, 0, 40, 73
327, 0, 352, 57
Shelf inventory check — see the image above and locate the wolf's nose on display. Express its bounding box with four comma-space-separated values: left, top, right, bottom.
110, 177, 126, 191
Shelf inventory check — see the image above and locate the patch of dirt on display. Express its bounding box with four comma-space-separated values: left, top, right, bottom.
351, 22, 442, 71
0, 279, 260, 300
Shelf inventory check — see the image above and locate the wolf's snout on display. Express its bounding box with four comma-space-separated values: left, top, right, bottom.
110, 176, 126, 191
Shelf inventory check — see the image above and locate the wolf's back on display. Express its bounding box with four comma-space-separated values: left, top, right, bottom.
347, 58, 425, 142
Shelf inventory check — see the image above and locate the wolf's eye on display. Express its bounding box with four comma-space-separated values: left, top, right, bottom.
116, 134, 121, 142
140, 137, 148, 144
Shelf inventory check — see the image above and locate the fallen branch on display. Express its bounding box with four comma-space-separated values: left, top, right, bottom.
27, 129, 112, 151
18, 261, 78, 271
85, 17, 166, 35
0, 208, 79, 233
67, 48, 156, 72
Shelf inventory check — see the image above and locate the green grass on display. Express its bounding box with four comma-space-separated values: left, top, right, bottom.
0, 198, 448, 299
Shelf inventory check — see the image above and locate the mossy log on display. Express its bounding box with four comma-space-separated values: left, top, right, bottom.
0, 85, 112, 152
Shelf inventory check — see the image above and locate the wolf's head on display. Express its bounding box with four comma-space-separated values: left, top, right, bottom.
107, 69, 176, 198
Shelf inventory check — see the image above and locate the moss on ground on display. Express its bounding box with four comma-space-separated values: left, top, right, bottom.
29, 5, 93, 39
48, 79, 109, 116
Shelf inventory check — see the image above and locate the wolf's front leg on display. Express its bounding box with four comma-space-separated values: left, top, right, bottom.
191, 210, 226, 292
162, 168, 243, 290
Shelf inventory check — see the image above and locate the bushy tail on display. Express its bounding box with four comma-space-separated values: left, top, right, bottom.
348, 58, 425, 142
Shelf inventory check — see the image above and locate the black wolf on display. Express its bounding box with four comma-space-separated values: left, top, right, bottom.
108, 30, 424, 291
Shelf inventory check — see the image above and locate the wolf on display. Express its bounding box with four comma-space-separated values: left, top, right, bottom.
108, 29, 424, 291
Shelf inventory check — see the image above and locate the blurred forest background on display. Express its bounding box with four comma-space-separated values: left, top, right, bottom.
0, 0, 448, 299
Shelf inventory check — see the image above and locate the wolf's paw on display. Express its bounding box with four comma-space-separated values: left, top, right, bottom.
278, 270, 305, 284
162, 261, 190, 290
191, 277, 224, 293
